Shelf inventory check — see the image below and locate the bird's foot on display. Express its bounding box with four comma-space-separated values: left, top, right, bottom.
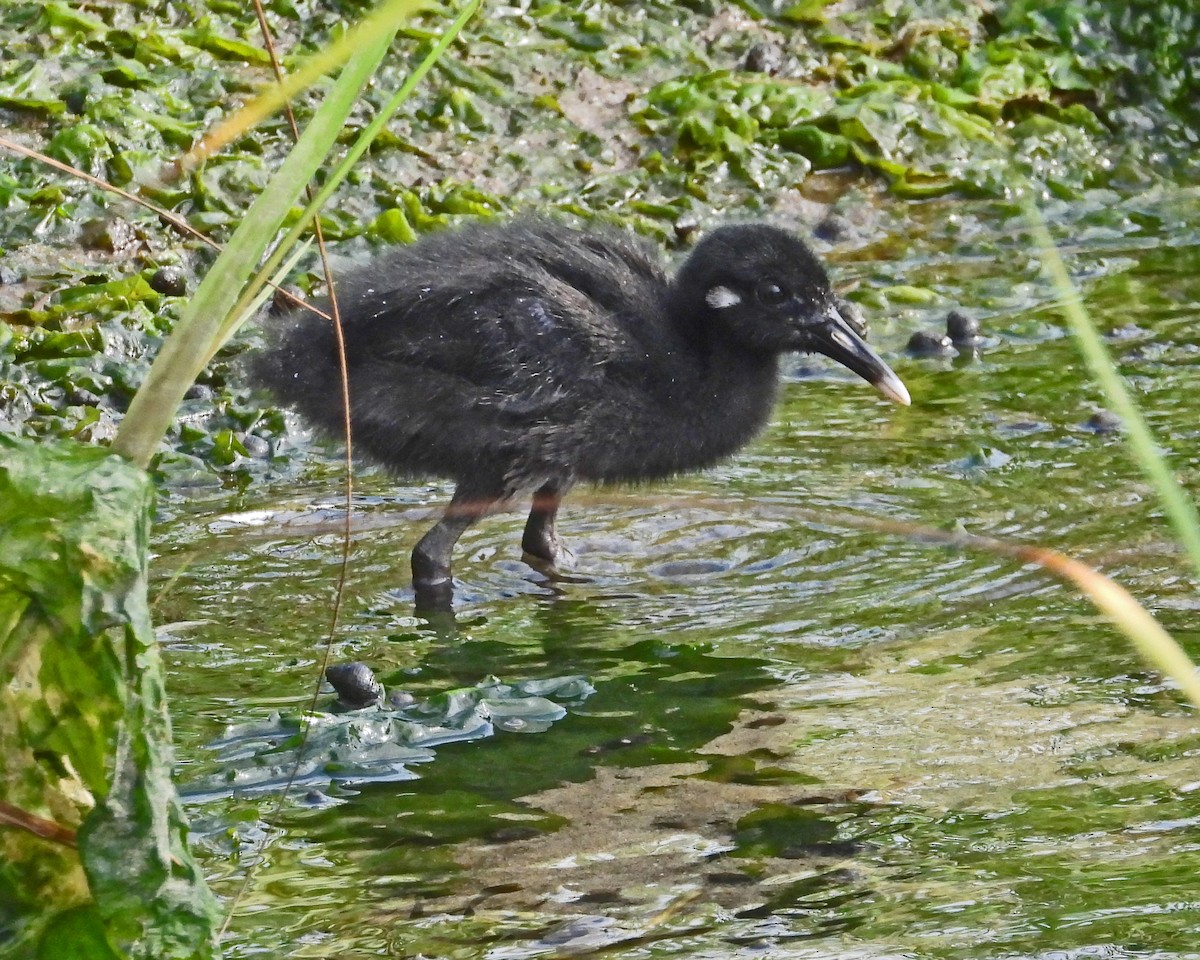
521, 543, 589, 584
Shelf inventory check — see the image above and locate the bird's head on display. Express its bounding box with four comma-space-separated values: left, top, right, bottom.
674, 224, 910, 406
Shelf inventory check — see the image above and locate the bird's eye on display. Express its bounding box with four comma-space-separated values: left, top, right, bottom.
756, 280, 788, 306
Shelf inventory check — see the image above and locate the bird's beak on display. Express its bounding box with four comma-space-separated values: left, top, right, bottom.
809, 304, 911, 406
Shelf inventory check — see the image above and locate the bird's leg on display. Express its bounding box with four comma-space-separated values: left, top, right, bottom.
522, 481, 569, 568
412, 484, 501, 609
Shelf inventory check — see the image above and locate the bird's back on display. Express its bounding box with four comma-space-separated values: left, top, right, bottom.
251, 219, 699, 489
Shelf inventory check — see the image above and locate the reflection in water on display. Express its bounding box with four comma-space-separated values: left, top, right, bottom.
158, 193, 1200, 959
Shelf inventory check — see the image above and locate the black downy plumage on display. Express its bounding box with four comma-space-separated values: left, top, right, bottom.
252, 218, 909, 606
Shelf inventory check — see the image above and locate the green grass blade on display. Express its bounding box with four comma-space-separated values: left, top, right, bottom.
113, 1, 423, 469
1025, 203, 1200, 581
189, 0, 433, 163
213, 0, 484, 344
204, 242, 314, 370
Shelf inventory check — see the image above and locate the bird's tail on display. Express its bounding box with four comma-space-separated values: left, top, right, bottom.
247, 308, 346, 433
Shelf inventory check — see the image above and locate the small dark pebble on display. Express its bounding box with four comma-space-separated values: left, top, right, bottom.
945, 309, 980, 346
1084, 410, 1122, 434
813, 213, 853, 243
149, 265, 188, 297
183, 383, 213, 401
79, 217, 138, 253
742, 41, 783, 74
906, 330, 955, 357
325, 662, 383, 708
836, 298, 868, 339
240, 434, 270, 459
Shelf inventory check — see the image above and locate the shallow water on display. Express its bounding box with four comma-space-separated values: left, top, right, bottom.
156, 188, 1200, 958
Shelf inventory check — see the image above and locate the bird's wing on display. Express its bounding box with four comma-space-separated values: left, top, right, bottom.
348, 265, 656, 419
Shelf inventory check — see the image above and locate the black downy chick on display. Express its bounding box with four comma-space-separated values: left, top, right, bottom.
252, 218, 910, 606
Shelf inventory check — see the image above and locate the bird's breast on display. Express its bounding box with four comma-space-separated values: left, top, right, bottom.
576, 359, 780, 483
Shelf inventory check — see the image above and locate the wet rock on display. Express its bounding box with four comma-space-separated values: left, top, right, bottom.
813, 213, 853, 243
183, 383, 213, 401
79, 217, 138, 253
240, 433, 270, 459
0, 265, 23, 285
326, 662, 383, 708
742, 41, 783, 74
906, 330, 954, 357
946, 309, 980, 346
149, 265, 188, 297
1084, 409, 1121, 434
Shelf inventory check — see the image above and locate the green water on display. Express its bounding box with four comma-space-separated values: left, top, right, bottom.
156, 189, 1200, 958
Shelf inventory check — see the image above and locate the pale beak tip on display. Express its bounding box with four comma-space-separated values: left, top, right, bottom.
875, 372, 912, 407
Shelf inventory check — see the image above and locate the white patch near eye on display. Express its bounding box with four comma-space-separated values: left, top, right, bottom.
705, 285, 741, 309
